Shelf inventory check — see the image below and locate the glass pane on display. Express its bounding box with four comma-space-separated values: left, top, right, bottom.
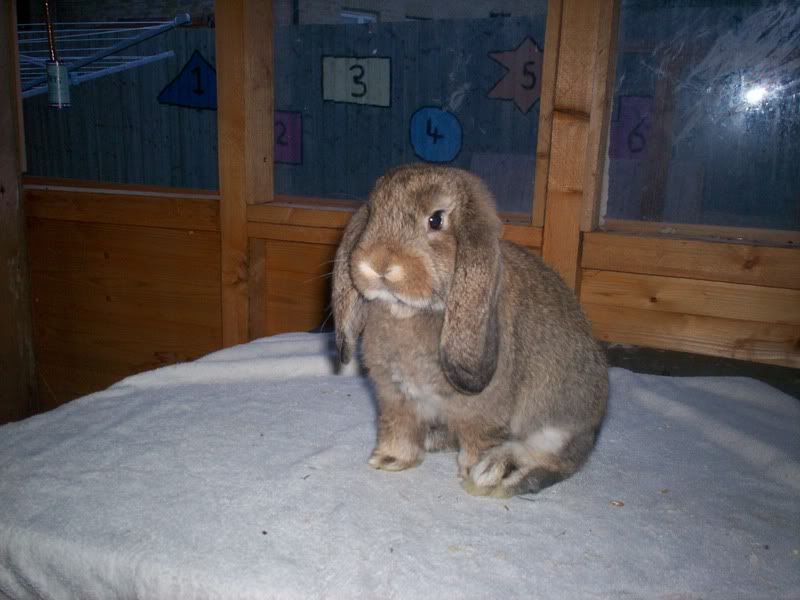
273, 1, 549, 218
604, 0, 800, 231
19, 6, 218, 189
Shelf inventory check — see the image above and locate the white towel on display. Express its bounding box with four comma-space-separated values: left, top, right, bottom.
0, 332, 798, 599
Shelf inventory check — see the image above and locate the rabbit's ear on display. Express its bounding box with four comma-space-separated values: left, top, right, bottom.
439, 187, 503, 395
332, 204, 370, 364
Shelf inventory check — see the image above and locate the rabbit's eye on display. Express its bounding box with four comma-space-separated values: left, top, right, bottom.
428, 210, 445, 231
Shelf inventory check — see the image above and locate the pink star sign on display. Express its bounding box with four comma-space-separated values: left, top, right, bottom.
488, 37, 543, 114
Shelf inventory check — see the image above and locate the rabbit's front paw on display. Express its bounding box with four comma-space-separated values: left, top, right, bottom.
368, 447, 422, 471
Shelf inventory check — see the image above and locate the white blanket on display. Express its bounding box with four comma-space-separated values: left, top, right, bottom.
1, 333, 798, 599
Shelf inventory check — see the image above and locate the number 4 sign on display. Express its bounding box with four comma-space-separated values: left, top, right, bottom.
322, 56, 391, 107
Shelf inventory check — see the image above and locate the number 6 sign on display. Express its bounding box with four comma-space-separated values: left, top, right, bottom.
322, 56, 391, 107
609, 96, 653, 159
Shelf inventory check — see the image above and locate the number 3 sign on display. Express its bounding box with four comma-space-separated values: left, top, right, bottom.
322, 56, 391, 107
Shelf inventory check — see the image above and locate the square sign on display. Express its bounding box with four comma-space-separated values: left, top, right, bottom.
322, 56, 391, 107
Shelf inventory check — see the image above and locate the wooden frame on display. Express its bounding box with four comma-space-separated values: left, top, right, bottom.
541, 0, 620, 289
216, 0, 274, 347
2, 0, 36, 422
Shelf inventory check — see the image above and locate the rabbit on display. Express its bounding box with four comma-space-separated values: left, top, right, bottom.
332, 164, 608, 498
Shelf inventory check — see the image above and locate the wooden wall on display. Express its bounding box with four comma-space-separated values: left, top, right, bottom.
580, 232, 800, 368
24, 182, 222, 410
1, 1, 37, 423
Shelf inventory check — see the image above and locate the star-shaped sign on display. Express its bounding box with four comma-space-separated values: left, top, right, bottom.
487, 37, 543, 114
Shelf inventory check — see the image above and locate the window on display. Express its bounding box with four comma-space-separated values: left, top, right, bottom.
274, 0, 550, 220
603, 0, 800, 233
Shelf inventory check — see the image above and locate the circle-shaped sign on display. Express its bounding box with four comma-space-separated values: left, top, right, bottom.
409, 107, 462, 163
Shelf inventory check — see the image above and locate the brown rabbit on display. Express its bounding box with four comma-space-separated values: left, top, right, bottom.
333, 164, 608, 498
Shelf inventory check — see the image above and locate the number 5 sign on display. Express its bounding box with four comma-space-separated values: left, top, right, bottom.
322, 56, 391, 107
487, 37, 543, 114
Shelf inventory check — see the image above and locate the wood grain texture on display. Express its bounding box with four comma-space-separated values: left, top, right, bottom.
582, 232, 800, 289
248, 222, 344, 245
542, 111, 590, 288
532, 0, 563, 227
552, 0, 600, 112
24, 187, 220, 231
27, 218, 222, 409
581, 270, 800, 325
0, 2, 36, 423
581, 0, 619, 231
248, 238, 268, 340
262, 240, 337, 335
541, 0, 614, 289
216, 0, 274, 346
584, 303, 800, 368
602, 218, 800, 246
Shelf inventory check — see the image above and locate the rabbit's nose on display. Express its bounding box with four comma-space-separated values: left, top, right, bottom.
357, 259, 405, 283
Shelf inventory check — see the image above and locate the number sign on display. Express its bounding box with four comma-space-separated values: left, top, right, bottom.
609, 96, 653, 159
409, 107, 462, 163
157, 50, 217, 110
322, 56, 391, 107
275, 111, 302, 164
487, 37, 543, 114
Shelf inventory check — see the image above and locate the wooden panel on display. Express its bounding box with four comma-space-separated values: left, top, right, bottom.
249, 203, 543, 249
581, 0, 620, 231
502, 224, 543, 249
541, 0, 615, 289
248, 238, 268, 340
263, 240, 337, 335
582, 232, 800, 289
581, 270, 800, 325
532, 0, 563, 227
244, 0, 274, 205
27, 218, 222, 409
24, 187, 220, 231
216, 0, 274, 347
248, 202, 356, 229
0, 2, 36, 423
553, 0, 601, 112
542, 110, 590, 287
603, 218, 800, 246
248, 222, 343, 245
584, 303, 800, 368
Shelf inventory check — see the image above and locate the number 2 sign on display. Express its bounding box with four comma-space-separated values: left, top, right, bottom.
322, 56, 391, 107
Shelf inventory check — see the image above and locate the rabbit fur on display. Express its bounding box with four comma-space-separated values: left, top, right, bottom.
332, 164, 608, 498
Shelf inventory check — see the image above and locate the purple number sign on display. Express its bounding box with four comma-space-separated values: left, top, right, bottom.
275, 111, 302, 164
609, 96, 653, 160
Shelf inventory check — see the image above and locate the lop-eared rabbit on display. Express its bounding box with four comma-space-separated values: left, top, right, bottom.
333, 164, 607, 498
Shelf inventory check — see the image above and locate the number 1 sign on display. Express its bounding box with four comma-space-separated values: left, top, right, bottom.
322, 56, 391, 107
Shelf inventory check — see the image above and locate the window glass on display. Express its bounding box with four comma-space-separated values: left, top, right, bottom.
19, 5, 217, 189
273, 0, 549, 218
604, 0, 800, 231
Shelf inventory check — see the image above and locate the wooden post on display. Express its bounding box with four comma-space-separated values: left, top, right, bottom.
215, 0, 274, 346
542, 0, 620, 289
1, 2, 37, 422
